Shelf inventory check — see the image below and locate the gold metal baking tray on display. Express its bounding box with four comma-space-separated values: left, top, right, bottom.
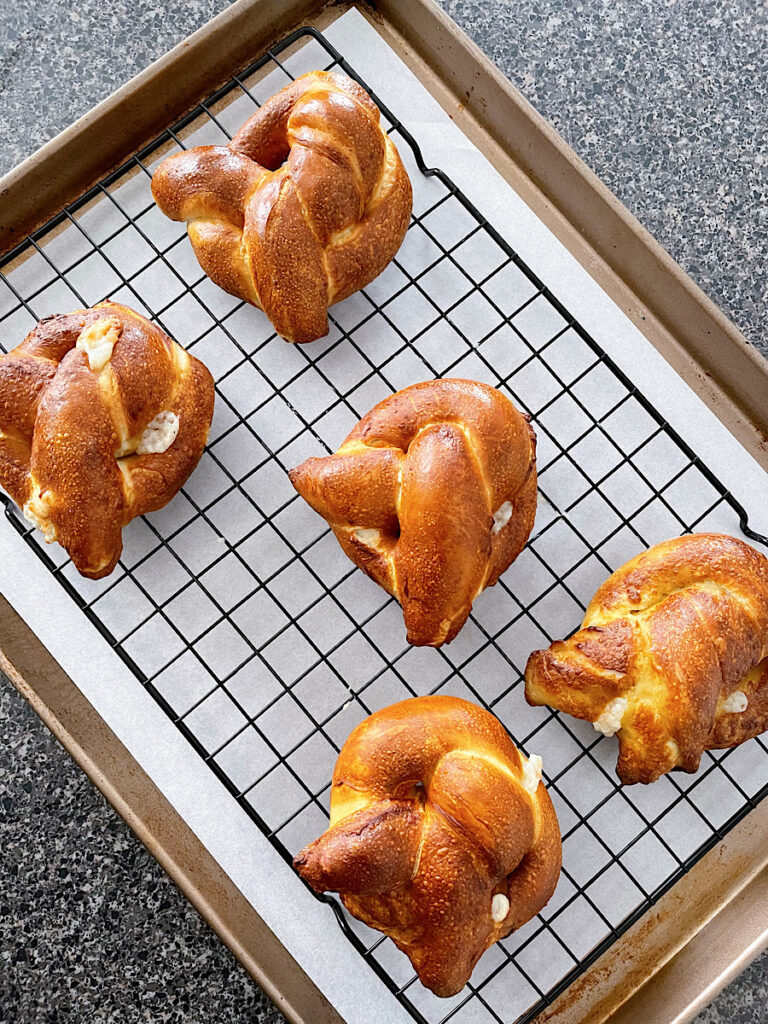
2, 2, 767, 1022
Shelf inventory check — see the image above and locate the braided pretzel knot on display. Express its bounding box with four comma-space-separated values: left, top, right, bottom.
289, 379, 537, 647
295, 696, 561, 997
0, 302, 214, 579
151, 71, 412, 344
526, 534, 768, 784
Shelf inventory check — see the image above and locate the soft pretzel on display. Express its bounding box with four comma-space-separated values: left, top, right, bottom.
151, 70, 412, 344
289, 379, 537, 646
525, 533, 768, 784
295, 696, 561, 997
0, 302, 215, 579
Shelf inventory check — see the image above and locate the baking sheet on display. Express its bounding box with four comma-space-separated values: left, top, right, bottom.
2, 8, 768, 1024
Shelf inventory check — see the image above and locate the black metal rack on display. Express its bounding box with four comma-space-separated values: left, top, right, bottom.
2, 25, 768, 1024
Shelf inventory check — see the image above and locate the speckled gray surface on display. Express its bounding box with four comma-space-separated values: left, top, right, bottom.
1, 1, 767, 1022
0, 676, 280, 1024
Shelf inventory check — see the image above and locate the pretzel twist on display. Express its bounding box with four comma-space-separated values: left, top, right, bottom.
289, 379, 537, 646
525, 533, 768, 784
295, 696, 561, 997
0, 302, 214, 579
151, 71, 412, 344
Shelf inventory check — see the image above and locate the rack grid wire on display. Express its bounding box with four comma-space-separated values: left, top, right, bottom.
2, 25, 768, 1024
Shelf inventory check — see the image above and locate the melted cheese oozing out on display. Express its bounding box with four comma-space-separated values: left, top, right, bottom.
23, 490, 56, 543
521, 752, 543, 794
665, 738, 681, 761
76, 318, 120, 372
593, 697, 628, 737
354, 527, 382, 547
491, 893, 510, 923
136, 411, 180, 455
492, 501, 513, 535
721, 690, 748, 714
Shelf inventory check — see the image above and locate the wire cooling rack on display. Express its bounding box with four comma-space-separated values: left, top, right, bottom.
2, 24, 768, 1024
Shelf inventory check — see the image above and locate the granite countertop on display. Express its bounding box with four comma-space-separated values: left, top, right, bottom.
1, 1, 766, 1022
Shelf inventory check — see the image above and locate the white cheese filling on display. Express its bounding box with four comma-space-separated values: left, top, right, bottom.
665, 738, 681, 761
720, 690, 748, 714
135, 411, 180, 455
492, 500, 514, 535
520, 752, 543, 795
353, 527, 382, 547
23, 489, 56, 543
491, 893, 510, 923
76, 317, 120, 372
593, 697, 628, 737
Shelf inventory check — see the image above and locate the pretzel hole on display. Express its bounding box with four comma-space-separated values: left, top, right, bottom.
259, 140, 291, 172
396, 780, 426, 803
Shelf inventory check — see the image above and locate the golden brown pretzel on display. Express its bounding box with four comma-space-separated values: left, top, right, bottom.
0, 301, 215, 579
151, 70, 412, 344
525, 533, 768, 784
294, 696, 561, 997
289, 379, 537, 646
